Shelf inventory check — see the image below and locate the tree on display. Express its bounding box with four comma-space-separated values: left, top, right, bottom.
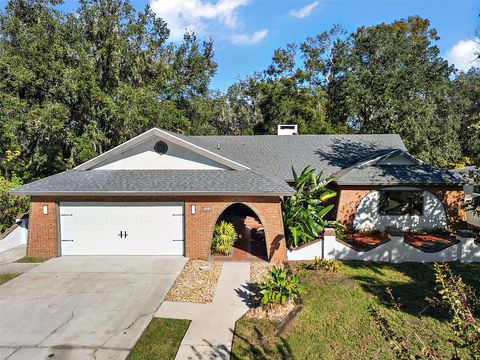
300, 17, 462, 167
450, 69, 480, 166
225, 43, 345, 135
0, 0, 218, 182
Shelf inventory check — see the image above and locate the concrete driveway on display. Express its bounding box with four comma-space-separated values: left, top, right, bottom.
0, 256, 187, 360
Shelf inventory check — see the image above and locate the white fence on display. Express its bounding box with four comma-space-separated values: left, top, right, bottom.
0, 218, 28, 253
287, 228, 480, 263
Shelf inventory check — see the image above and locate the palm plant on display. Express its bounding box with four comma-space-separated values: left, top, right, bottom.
211, 220, 238, 255
282, 166, 342, 248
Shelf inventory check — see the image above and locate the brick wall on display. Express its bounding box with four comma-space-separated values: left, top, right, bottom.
185, 196, 286, 263
335, 188, 372, 229
27, 195, 287, 262
430, 188, 466, 228
335, 186, 466, 230
28, 198, 58, 258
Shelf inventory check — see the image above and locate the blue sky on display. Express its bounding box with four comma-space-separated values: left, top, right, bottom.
2, 0, 479, 90
185, 0, 479, 90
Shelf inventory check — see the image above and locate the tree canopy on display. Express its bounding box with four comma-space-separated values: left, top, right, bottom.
0, 1, 478, 185
0, 0, 217, 182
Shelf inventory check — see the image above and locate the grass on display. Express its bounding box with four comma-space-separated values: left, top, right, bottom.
128, 318, 190, 360
15, 256, 48, 263
0, 272, 20, 285
231, 261, 480, 359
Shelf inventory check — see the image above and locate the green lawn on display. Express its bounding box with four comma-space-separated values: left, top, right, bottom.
128, 318, 190, 360
0, 272, 20, 285
231, 262, 480, 359
15, 256, 48, 263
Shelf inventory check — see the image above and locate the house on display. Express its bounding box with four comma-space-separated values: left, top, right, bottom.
451, 166, 480, 228
450, 166, 479, 201
10, 127, 465, 262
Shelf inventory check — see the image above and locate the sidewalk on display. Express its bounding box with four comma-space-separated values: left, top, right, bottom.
155, 262, 251, 359
0, 245, 39, 274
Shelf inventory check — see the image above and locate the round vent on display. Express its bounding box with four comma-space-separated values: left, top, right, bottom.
154, 140, 168, 155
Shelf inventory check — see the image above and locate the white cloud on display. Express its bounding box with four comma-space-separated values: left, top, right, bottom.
229, 29, 268, 45
446, 39, 480, 71
150, 0, 249, 40
290, 1, 319, 19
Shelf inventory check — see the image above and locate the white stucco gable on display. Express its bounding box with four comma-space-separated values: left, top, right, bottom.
75, 128, 249, 171
92, 137, 230, 170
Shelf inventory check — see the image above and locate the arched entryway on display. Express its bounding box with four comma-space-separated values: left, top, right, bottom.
211, 203, 268, 261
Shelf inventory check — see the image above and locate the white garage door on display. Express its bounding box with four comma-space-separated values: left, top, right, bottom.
60, 202, 184, 256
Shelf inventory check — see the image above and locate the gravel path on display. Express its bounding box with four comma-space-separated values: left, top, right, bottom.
165, 260, 223, 304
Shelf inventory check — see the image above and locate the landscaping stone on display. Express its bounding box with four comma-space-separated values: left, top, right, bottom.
250, 262, 274, 284
165, 260, 222, 304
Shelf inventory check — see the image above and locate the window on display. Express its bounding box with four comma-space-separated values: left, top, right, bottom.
379, 190, 424, 216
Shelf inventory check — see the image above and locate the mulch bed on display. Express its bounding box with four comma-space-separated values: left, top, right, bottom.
164, 260, 222, 304
339, 232, 390, 251
404, 233, 459, 252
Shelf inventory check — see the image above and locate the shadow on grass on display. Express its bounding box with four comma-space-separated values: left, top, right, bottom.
230, 326, 294, 360
342, 261, 480, 320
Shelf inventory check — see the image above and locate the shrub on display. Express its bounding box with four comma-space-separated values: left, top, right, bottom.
433, 263, 480, 356
358, 228, 383, 236
411, 227, 454, 237
211, 221, 238, 255
335, 226, 346, 240
305, 257, 340, 272
258, 266, 304, 308
371, 263, 480, 358
0, 176, 29, 235
282, 166, 343, 248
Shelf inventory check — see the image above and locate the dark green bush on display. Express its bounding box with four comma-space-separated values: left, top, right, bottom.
0, 176, 29, 235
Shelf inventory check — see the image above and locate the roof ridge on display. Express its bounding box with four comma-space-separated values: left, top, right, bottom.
193, 133, 403, 138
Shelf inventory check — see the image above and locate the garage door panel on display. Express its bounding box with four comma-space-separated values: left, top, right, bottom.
60, 202, 184, 256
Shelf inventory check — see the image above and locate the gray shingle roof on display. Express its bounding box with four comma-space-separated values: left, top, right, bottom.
450, 166, 478, 185
334, 164, 463, 186
9, 169, 294, 196
191, 134, 407, 181
10, 130, 461, 196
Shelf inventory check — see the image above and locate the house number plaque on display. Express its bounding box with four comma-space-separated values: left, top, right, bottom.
201, 206, 212, 212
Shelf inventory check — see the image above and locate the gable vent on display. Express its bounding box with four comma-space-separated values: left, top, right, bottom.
154, 140, 168, 155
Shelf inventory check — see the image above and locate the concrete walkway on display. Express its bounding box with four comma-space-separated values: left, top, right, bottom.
0, 245, 26, 264
0, 245, 39, 274
155, 262, 251, 359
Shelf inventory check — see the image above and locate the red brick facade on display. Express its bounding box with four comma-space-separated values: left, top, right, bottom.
27, 195, 287, 263
336, 186, 466, 229
335, 188, 372, 229
28, 198, 59, 258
